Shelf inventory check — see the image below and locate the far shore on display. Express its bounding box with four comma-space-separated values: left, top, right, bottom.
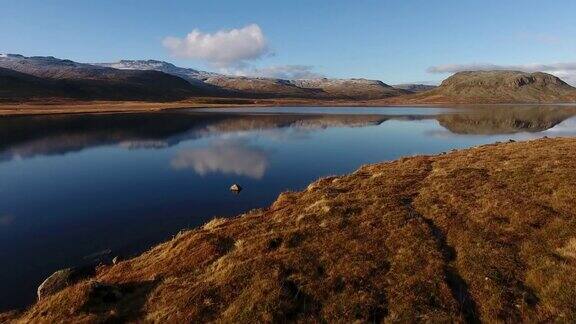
2, 98, 576, 117
0, 98, 444, 117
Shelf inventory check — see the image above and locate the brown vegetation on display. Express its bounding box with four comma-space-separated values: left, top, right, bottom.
4, 137, 576, 322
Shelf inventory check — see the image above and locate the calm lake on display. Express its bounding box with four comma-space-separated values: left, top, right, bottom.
1, 105, 576, 310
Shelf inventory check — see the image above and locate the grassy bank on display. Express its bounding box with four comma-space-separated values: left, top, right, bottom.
4, 137, 576, 322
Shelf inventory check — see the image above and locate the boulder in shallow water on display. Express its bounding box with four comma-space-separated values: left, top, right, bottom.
37, 265, 96, 300
229, 184, 242, 192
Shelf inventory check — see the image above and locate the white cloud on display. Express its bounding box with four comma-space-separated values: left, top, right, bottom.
162, 24, 323, 79
222, 64, 324, 80
163, 24, 269, 67
171, 139, 269, 179
427, 62, 576, 85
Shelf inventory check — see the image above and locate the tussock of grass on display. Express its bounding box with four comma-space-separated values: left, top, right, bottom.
4, 137, 576, 323
558, 238, 576, 259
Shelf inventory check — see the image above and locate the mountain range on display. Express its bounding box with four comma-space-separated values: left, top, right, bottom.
0, 54, 410, 102
2, 106, 573, 161
1, 54, 576, 105
96, 59, 410, 99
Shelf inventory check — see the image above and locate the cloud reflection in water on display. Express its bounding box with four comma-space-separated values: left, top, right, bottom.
171, 139, 269, 179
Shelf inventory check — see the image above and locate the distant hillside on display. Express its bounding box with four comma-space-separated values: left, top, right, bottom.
202, 77, 409, 99
0, 55, 212, 101
292, 78, 410, 99
201, 76, 321, 98
400, 71, 576, 104
0, 67, 63, 100
95, 60, 225, 93
393, 83, 437, 92
98, 60, 408, 99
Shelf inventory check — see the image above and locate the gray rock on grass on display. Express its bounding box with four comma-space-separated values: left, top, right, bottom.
37, 265, 96, 300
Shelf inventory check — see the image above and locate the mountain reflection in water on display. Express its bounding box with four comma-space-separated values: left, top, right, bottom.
437, 106, 576, 134
0, 113, 390, 161
1, 105, 576, 311
1, 106, 576, 161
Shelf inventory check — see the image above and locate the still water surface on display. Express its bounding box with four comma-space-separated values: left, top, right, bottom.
1, 105, 576, 310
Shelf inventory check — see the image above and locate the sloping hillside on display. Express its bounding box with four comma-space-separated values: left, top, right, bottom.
0, 55, 211, 101
397, 71, 576, 104
202, 75, 321, 98
203, 77, 409, 99
0, 67, 64, 101
393, 83, 437, 92
4, 137, 576, 322
98, 60, 409, 99
95, 60, 228, 94
291, 78, 409, 99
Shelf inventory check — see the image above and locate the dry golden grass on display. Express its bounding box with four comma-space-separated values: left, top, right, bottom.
4, 137, 576, 323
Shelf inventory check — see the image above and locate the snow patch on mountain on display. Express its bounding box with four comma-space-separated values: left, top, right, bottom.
96, 60, 220, 85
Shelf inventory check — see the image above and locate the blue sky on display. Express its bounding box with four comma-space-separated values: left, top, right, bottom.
1, 0, 575, 84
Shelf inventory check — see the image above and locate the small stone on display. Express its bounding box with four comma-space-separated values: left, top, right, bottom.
230, 184, 242, 192
112, 256, 120, 265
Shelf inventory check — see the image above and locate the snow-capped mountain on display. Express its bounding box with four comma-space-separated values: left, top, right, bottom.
1, 54, 413, 101
0, 54, 110, 79
0, 54, 212, 101
95, 60, 411, 98
96, 60, 220, 86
